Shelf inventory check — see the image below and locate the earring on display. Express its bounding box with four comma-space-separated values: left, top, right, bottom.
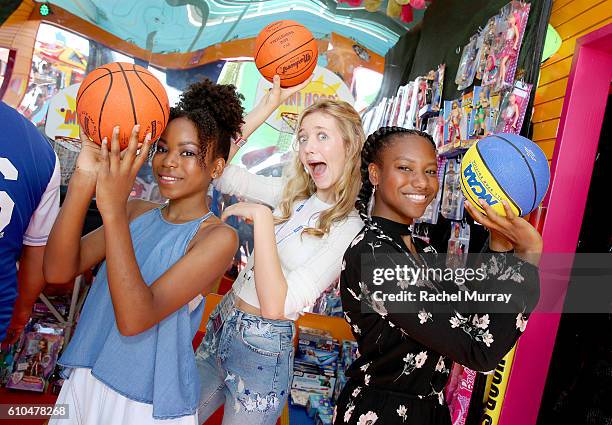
367, 185, 377, 217
303, 165, 309, 175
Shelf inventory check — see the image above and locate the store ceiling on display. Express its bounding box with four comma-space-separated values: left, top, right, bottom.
41, 0, 424, 56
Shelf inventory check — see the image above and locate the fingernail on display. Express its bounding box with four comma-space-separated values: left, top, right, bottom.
146, 133, 152, 141
134, 124, 141, 131
102, 138, 107, 145
114, 126, 120, 132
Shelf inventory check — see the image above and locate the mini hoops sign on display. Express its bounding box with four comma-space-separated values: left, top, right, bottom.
44, 83, 81, 140
254, 66, 355, 132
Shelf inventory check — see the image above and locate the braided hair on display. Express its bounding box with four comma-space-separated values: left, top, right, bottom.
356, 127, 442, 293
356, 126, 436, 224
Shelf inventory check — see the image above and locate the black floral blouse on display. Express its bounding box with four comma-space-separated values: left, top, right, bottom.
333, 216, 540, 425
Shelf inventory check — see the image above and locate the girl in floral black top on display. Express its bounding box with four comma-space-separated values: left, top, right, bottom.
334, 127, 541, 425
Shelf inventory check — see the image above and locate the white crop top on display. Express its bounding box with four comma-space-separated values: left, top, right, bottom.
213, 164, 364, 320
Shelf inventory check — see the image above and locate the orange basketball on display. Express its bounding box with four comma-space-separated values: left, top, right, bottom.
254, 20, 318, 88
76, 62, 170, 149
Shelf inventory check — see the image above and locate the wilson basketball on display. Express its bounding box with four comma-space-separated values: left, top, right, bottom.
76, 62, 169, 149
460, 134, 550, 217
254, 20, 318, 87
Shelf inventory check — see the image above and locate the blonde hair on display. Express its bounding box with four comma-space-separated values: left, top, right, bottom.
274, 99, 365, 237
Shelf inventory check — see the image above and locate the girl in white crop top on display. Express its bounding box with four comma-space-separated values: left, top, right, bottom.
195, 76, 364, 425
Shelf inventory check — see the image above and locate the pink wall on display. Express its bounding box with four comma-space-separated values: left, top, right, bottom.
499, 24, 612, 425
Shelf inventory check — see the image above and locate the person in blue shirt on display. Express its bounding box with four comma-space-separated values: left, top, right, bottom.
0, 101, 61, 344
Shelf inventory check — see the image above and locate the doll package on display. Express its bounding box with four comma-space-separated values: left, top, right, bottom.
441, 158, 465, 221
6, 332, 64, 392
494, 81, 532, 134
495, 1, 531, 90
456, 35, 480, 91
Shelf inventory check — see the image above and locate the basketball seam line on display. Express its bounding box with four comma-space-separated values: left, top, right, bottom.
255, 24, 302, 62
118, 63, 138, 131
257, 37, 316, 71
77, 67, 135, 105
76, 67, 113, 106
98, 69, 113, 146
474, 143, 522, 216
132, 64, 166, 126
492, 135, 538, 213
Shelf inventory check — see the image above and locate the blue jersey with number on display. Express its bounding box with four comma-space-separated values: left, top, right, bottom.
0, 101, 57, 340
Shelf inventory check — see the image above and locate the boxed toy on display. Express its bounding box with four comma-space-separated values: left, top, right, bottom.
471, 86, 490, 137
494, 81, 532, 134
290, 389, 312, 407
291, 371, 336, 398
495, 1, 531, 90
440, 158, 466, 221
460, 91, 474, 141
444, 99, 464, 146
307, 394, 333, 418
316, 413, 334, 425
456, 35, 480, 91
6, 332, 64, 392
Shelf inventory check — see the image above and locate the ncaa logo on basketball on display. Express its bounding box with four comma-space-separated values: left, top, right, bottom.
463, 163, 498, 206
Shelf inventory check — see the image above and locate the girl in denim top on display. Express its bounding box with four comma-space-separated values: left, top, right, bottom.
44, 80, 244, 424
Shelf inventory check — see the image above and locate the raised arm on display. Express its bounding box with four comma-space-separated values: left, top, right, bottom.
215, 76, 312, 207
226, 75, 312, 165
43, 133, 107, 284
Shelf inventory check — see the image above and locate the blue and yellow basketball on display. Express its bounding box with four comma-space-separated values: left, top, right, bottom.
460, 134, 550, 217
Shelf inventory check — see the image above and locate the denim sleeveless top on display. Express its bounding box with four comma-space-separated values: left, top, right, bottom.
59, 206, 213, 419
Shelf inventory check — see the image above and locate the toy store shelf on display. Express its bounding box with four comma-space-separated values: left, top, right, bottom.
438, 138, 477, 158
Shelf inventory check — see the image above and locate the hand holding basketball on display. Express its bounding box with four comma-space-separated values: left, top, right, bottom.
464, 199, 543, 264
75, 129, 105, 178
96, 125, 153, 217
76, 62, 169, 149
255, 20, 318, 87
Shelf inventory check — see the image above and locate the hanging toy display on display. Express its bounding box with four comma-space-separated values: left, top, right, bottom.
446, 221, 471, 269
444, 99, 464, 146
441, 157, 466, 221
481, 15, 503, 89
471, 86, 490, 137
494, 81, 532, 134
476, 17, 498, 81
495, 1, 531, 90
455, 35, 480, 91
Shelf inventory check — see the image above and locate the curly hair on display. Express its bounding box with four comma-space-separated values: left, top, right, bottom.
274, 99, 365, 237
356, 127, 436, 224
169, 79, 244, 165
